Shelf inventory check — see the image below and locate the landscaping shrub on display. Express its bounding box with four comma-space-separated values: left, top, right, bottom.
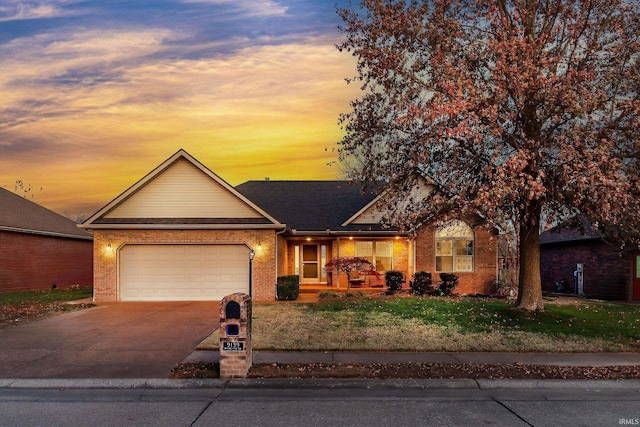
276, 275, 299, 300
437, 273, 459, 296
384, 270, 405, 292
410, 271, 432, 295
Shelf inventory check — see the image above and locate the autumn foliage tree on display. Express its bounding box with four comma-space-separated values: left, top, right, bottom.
337, 0, 639, 311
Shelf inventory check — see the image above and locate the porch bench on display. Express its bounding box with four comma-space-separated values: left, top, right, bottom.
349, 278, 366, 288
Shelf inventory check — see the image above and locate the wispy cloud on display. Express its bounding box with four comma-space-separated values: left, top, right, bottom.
181, 0, 288, 17
0, 25, 359, 213
0, 1, 358, 214
0, 1, 82, 22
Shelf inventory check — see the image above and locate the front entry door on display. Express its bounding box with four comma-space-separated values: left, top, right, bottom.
301, 244, 319, 283
634, 253, 640, 301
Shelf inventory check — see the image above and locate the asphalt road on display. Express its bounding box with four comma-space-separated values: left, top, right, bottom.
1, 380, 639, 426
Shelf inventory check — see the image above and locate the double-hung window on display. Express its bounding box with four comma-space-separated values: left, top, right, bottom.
435, 221, 474, 272
354, 241, 393, 272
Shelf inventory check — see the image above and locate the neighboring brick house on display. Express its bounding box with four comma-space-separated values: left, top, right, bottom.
81, 149, 498, 302
0, 187, 93, 293
540, 226, 639, 301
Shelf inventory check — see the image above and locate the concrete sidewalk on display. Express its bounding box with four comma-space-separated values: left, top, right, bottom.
182, 349, 640, 367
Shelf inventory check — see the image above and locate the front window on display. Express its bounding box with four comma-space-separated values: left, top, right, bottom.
355, 241, 393, 272
436, 221, 474, 272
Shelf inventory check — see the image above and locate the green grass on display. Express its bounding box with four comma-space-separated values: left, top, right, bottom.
304, 297, 640, 344
0, 287, 92, 304
242, 296, 640, 352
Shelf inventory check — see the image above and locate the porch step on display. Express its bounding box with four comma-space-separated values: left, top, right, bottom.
299, 285, 385, 294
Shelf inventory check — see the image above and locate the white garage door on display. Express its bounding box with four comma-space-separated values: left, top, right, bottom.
119, 244, 250, 301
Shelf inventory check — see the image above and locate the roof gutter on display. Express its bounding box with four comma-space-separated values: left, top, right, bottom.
290, 229, 410, 236
0, 226, 93, 241
79, 224, 286, 230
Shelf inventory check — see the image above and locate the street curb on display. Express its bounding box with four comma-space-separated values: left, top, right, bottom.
1, 378, 639, 390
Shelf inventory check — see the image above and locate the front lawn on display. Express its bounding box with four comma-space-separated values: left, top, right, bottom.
245, 296, 640, 353
0, 287, 94, 329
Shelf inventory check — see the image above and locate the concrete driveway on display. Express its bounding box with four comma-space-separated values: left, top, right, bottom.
0, 302, 219, 378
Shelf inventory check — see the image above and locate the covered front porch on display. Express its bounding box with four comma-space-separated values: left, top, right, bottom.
276, 232, 413, 292
294, 282, 387, 302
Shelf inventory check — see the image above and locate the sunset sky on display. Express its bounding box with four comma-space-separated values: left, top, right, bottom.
0, 0, 361, 218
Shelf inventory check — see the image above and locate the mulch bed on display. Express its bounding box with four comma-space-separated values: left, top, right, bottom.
170, 362, 640, 380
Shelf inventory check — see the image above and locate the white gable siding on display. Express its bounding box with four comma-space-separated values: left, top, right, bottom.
351, 204, 386, 224
105, 159, 263, 219
350, 184, 432, 225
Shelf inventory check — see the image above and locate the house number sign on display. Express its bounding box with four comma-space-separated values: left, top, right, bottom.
222, 342, 244, 351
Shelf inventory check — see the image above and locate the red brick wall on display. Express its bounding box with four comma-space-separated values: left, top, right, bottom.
0, 230, 93, 293
414, 225, 498, 295
93, 229, 276, 302
540, 240, 629, 300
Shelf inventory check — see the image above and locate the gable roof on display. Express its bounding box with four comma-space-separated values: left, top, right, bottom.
81, 149, 283, 229
0, 187, 92, 240
235, 180, 391, 232
539, 225, 601, 245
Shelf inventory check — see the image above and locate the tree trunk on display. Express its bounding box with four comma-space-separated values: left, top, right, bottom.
515, 213, 544, 311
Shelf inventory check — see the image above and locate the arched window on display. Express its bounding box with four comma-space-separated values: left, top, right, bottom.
435, 220, 474, 272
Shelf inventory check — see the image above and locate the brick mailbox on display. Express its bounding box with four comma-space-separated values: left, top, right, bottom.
219, 293, 252, 378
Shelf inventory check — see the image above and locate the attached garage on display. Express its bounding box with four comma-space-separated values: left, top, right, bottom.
82, 150, 284, 302
119, 244, 250, 301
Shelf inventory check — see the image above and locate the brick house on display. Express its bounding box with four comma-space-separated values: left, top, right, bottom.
0, 187, 93, 293
540, 226, 640, 301
81, 149, 498, 302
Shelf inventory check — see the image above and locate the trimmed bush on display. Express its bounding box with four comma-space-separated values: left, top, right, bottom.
438, 273, 459, 296
276, 275, 299, 300
384, 270, 405, 292
410, 271, 432, 295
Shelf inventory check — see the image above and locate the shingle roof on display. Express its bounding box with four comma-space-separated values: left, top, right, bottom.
539, 224, 600, 245
235, 180, 386, 232
0, 187, 92, 240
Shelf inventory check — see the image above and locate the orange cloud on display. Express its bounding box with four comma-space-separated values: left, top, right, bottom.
0, 28, 361, 217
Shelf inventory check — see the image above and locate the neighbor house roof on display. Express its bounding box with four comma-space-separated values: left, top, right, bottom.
0, 187, 92, 240
539, 225, 600, 245
235, 180, 393, 233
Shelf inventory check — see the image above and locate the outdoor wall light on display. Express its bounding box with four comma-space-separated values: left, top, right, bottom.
105, 242, 113, 254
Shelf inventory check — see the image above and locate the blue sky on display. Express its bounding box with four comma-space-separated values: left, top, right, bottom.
0, 0, 360, 216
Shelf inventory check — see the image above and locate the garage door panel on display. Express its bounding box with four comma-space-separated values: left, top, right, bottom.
120, 244, 249, 301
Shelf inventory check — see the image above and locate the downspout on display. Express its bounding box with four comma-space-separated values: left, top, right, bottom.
274, 227, 287, 300
413, 237, 417, 278
336, 236, 340, 289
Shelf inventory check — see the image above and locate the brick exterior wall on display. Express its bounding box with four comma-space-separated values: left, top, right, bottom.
0, 230, 93, 293
415, 225, 498, 295
219, 293, 252, 378
93, 229, 276, 302
540, 240, 629, 301
331, 237, 411, 288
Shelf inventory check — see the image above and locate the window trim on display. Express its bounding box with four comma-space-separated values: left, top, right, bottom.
435, 221, 474, 273
354, 240, 394, 272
